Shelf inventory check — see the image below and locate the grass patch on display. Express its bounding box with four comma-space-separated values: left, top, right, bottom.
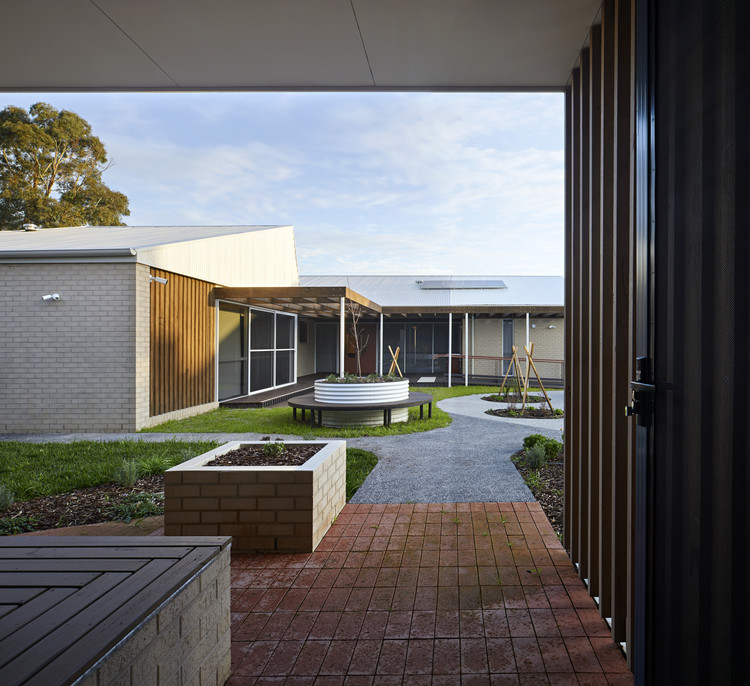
0, 440, 218, 501
143, 385, 506, 437
346, 448, 378, 500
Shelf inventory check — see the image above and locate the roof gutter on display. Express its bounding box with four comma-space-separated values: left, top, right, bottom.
0, 248, 138, 263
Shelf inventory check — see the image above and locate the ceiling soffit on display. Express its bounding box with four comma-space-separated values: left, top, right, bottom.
1, 1, 601, 91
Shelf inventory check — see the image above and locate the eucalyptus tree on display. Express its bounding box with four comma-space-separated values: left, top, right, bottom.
0, 102, 129, 229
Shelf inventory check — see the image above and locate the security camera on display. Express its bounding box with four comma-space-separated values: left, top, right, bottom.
42, 293, 61, 301
150, 276, 168, 285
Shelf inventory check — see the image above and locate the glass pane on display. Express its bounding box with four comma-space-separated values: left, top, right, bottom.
382, 323, 404, 373
250, 310, 274, 350
218, 308, 247, 399
315, 323, 338, 373
276, 314, 294, 349
276, 350, 293, 386
452, 319, 463, 352
218, 361, 246, 400
433, 322, 449, 373
250, 351, 274, 392
405, 323, 435, 373
503, 319, 514, 373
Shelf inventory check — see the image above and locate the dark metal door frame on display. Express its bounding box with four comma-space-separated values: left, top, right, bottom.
632, 0, 656, 682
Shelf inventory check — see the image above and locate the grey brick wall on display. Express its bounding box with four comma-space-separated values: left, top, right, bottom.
0, 262, 144, 432
74, 546, 231, 686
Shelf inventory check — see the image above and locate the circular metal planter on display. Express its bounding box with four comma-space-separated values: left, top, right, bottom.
313, 379, 410, 427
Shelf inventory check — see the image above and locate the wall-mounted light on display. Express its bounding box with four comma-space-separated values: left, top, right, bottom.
41, 293, 60, 301
531, 324, 536, 329
150, 275, 168, 285
548, 325, 557, 329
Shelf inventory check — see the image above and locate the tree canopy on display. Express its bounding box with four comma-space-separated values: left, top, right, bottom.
0, 102, 129, 230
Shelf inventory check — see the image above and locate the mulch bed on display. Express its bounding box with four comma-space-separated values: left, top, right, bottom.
510, 449, 564, 537
206, 444, 322, 467
486, 407, 564, 419
0, 476, 166, 533
482, 394, 545, 403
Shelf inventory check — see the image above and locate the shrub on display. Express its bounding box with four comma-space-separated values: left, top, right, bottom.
0, 484, 15, 510
523, 434, 546, 450
114, 459, 140, 488
137, 455, 172, 476
525, 443, 548, 470
0, 515, 38, 535
262, 441, 285, 458
542, 437, 563, 460
523, 434, 562, 462
108, 492, 164, 522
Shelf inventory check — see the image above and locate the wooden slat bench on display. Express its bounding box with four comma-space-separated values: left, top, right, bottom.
288, 390, 433, 427
0, 536, 231, 686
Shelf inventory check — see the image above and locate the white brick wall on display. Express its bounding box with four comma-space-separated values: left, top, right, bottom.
134, 263, 151, 429
0, 262, 143, 432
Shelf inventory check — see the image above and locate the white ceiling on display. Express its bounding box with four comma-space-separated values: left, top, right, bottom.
3, 0, 599, 91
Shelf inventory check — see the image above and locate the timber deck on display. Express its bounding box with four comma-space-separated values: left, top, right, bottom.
220, 374, 326, 408
0, 536, 229, 686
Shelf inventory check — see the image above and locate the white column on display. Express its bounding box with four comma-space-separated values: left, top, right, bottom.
526, 312, 530, 348
293, 315, 298, 382
379, 313, 384, 375
464, 312, 469, 386
339, 297, 345, 378
471, 314, 475, 376
448, 312, 452, 388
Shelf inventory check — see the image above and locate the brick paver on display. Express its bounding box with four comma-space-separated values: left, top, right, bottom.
227, 502, 633, 684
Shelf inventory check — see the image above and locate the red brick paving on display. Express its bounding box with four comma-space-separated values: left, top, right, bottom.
227, 503, 633, 685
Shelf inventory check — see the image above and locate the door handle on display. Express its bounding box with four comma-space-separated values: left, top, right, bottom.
626, 381, 655, 427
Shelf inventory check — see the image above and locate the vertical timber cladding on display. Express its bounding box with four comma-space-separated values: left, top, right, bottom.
565, 0, 637, 661
150, 269, 216, 417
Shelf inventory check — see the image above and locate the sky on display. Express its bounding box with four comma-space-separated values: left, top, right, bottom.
1, 92, 564, 275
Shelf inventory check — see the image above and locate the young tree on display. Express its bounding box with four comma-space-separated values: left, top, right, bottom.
347, 301, 370, 377
0, 102, 129, 230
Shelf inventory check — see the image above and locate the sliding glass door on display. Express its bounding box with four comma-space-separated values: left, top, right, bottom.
218, 306, 248, 400
218, 303, 296, 399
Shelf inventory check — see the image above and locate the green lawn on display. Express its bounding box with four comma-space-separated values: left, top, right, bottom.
0, 440, 380, 506
0, 440, 218, 501
143, 385, 505, 437
346, 448, 379, 500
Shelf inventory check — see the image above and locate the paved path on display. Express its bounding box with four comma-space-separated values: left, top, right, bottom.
0, 393, 565, 504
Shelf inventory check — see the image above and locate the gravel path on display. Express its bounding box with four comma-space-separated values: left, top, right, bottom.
347, 393, 563, 503
0, 393, 565, 504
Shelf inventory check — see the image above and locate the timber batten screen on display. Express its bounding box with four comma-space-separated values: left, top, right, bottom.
565, 0, 637, 666
150, 269, 215, 416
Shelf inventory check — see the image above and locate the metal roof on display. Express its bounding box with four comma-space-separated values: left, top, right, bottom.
0, 225, 289, 257
299, 275, 564, 313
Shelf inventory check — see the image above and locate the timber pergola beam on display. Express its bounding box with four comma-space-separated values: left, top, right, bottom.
213, 286, 383, 318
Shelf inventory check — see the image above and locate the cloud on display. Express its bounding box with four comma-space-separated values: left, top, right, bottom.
1, 92, 564, 275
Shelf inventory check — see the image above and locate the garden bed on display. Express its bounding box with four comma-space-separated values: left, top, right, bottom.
482, 393, 545, 403
486, 407, 564, 419
510, 449, 564, 537
0, 476, 166, 534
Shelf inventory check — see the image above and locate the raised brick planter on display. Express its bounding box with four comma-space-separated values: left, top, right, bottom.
164, 440, 346, 553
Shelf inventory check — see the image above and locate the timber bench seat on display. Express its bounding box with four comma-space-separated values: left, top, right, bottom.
0, 536, 231, 686
288, 390, 433, 427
